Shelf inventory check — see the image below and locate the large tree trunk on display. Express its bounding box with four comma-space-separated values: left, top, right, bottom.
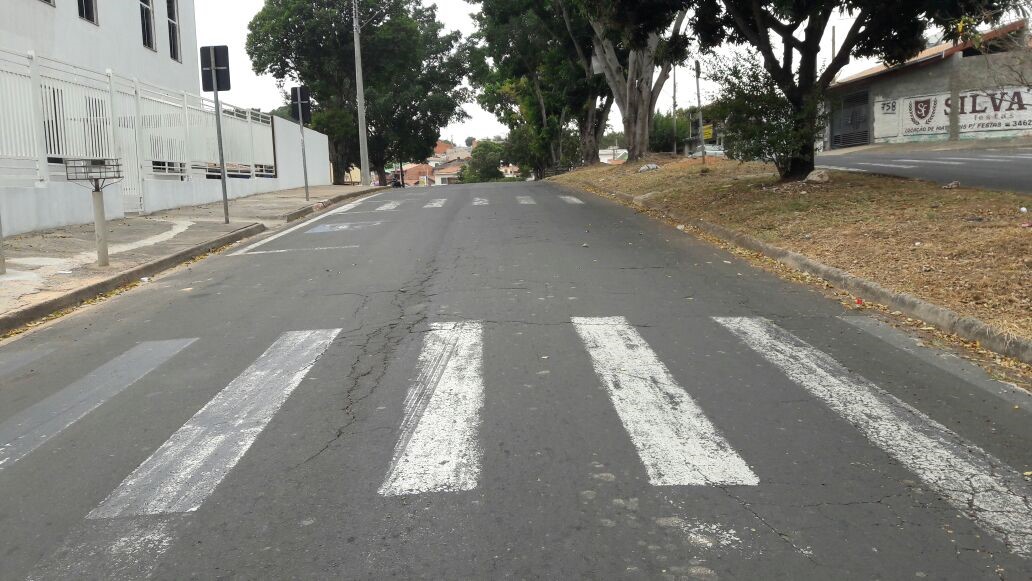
329, 140, 351, 185
588, 11, 685, 162
777, 105, 818, 180
375, 167, 388, 187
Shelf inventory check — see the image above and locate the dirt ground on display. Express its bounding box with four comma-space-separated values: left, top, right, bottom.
553, 154, 1031, 355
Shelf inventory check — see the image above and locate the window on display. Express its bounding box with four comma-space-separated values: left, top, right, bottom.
78, 0, 97, 24
167, 0, 181, 61
140, 0, 156, 50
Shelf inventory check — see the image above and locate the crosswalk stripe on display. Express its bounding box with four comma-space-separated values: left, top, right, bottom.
855, 162, 916, 169
379, 321, 485, 496
572, 317, 758, 486
424, 198, 447, 208
375, 200, 402, 211
559, 195, 585, 205
714, 316, 1032, 557
940, 157, 1008, 162
894, 159, 963, 165
0, 346, 53, 379
473, 197, 489, 206
516, 195, 536, 205
88, 329, 340, 518
0, 340, 196, 470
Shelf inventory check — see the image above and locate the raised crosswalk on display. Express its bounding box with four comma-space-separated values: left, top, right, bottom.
17, 314, 1032, 574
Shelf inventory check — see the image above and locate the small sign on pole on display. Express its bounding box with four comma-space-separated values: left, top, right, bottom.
200, 46, 231, 224
64, 158, 123, 267
291, 86, 312, 201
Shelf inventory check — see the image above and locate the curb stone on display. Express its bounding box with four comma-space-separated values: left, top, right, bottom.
0, 222, 266, 337
281, 186, 387, 222
560, 180, 1032, 365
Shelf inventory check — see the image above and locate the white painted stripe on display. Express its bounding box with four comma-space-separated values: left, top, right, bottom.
230, 189, 389, 255
940, 157, 1009, 162
232, 245, 360, 256
0, 339, 196, 470
816, 165, 868, 173
714, 317, 1032, 557
894, 159, 964, 165
379, 321, 485, 496
516, 195, 536, 205
306, 220, 383, 234
978, 154, 1032, 160
572, 317, 758, 486
559, 195, 585, 205
424, 198, 447, 208
376, 200, 402, 211
855, 162, 917, 169
89, 329, 340, 517
473, 197, 489, 206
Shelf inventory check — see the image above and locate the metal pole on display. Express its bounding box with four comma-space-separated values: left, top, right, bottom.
297, 100, 311, 201
353, 0, 371, 186
0, 207, 6, 275
672, 65, 677, 155
92, 184, 109, 267
210, 47, 230, 224
695, 60, 706, 164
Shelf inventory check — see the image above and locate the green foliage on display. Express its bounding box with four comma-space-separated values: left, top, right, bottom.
708, 54, 826, 178
461, 141, 506, 183
247, 0, 469, 183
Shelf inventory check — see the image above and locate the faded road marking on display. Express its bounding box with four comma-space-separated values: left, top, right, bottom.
559, 195, 585, 205
516, 196, 536, 205
572, 316, 758, 486
424, 198, 447, 208
89, 329, 340, 517
473, 197, 489, 206
306, 221, 383, 234
715, 316, 1032, 557
380, 321, 485, 496
0, 339, 195, 470
375, 200, 402, 211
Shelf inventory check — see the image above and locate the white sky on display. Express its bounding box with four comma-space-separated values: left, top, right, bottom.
195, 2, 875, 143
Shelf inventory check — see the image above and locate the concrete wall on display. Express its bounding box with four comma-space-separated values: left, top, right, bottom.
830, 49, 1032, 146
4, 0, 200, 93
1, 117, 331, 236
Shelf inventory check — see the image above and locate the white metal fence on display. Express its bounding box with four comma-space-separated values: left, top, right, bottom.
0, 47, 277, 212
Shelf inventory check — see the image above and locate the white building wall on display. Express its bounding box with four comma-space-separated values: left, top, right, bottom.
3, 0, 200, 93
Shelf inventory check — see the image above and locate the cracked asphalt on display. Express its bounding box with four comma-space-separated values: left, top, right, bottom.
1, 181, 1030, 579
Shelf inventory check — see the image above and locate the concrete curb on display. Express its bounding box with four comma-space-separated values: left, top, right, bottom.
0, 222, 266, 337
281, 187, 387, 222
566, 180, 1032, 365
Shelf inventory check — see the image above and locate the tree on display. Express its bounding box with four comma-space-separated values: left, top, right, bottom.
465, 136, 476, 147
471, 0, 612, 167
461, 141, 506, 183
578, 0, 691, 161
247, 0, 470, 184
709, 53, 825, 174
691, 0, 1017, 179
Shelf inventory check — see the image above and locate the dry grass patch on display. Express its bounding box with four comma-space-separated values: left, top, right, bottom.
554, 155, 1031, 343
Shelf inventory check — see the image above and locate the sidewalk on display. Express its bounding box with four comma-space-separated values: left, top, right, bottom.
819, 134, 1032, 156
0, 184, 381, 335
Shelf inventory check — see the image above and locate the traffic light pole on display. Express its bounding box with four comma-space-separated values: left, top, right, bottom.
353, 0, 371, 186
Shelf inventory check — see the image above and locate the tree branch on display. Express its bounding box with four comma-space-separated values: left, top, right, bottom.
817, 10, 869, 90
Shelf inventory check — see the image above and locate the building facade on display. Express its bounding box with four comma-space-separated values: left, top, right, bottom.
826, 21, 1032, 149
1, 0, 332, 236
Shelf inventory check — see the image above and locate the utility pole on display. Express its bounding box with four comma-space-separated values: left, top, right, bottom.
695, 60, 706, 164
672, 65, 678, 155
353, 0, 371, 186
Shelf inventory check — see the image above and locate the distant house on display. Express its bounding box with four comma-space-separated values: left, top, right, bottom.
599, 148, 629, 164
433, 159, 467, 185
500, 164, 522, 178
433, 140, 454, 156
394, 163, 434, 186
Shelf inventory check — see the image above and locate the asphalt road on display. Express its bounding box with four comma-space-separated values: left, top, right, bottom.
1, 182, 1031, 579
818, 145, 1032, 194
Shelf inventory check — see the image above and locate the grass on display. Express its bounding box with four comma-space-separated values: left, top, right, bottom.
554, 155, 1031, 344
